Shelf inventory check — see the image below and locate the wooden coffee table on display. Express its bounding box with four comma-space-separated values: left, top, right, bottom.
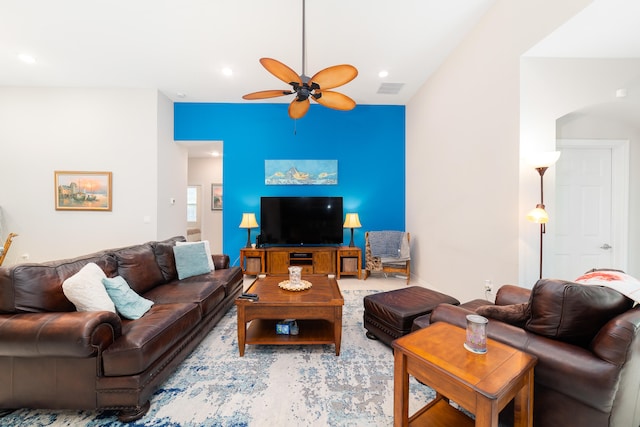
235, 275, 344, 356
392, 322, 537, 427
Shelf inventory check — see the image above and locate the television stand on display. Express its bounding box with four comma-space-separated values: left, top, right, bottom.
265, 247, 337, 275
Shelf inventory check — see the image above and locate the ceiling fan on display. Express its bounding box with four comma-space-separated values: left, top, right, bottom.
242, 0, 358, 119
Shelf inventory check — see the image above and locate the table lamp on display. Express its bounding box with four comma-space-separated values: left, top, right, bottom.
239, 213, 259, 248
343, 213, 361, 247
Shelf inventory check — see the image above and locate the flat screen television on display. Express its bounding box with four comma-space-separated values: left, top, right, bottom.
259, 196, 343, 246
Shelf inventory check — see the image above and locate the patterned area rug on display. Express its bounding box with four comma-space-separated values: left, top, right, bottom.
2, 289, 436, 426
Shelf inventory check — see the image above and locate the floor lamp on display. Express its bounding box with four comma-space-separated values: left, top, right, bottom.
526, 151, 561, 279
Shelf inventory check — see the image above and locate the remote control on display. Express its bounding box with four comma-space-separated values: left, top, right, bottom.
242, 293, 258, 298
238, 294, 259, 301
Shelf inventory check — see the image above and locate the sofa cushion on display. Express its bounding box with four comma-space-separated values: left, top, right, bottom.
206, 267, 243, 297
143, 278, 225, 317
173, 242, 211, 280
114, 243, 166, 294
55, 252, 118, 283
102, 302, 201, 376
153, 242, 179, 282
9, 264, 76, 313
102, 276, 154, 319
62, 262, 116, 313
524, 279, 633, 346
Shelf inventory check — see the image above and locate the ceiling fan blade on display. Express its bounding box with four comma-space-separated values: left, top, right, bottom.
242, 90, 294, 100
260, 58, 302, 85
314, 91, 356, 111
288, 98, 310, 119
310, 65, 358, 90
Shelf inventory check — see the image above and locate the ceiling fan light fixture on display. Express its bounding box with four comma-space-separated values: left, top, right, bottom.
241, 0, 358, 119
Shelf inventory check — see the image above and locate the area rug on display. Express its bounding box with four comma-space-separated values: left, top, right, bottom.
2, 289, 436, 426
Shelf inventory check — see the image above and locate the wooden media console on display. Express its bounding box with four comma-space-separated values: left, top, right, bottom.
265, 247, 337, 275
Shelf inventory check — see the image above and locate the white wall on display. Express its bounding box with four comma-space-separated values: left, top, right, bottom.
0, 87, 181, 265
520, 58, 640, 284
157, 93, 189, 240
188, 156, 223, 253
405, 0, 591, 301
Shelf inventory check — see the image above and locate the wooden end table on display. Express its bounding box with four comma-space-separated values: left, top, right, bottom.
392, 322, 537, 427
239, 247, 265, 275
235, 275, 344, 356
337, 246, 361, 279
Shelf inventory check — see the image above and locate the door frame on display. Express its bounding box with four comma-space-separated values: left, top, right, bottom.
556, 139, 629, 272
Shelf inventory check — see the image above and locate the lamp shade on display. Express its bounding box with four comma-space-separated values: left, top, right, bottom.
526, 204, 549, 224
527, 151, 561, 168
239, 213, 259, 229
343, 213, 362, 228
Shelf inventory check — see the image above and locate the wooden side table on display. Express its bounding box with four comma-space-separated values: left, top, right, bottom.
392, 322, 537, 427
337, 246, 361, 279
239, 248, 265, 275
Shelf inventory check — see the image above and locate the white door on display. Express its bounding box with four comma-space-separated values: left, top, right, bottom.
552, 140, 629, 279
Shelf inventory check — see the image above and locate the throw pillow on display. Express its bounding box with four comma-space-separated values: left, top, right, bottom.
173, 241, 212, 280
476, 304, 529, 327
575, 270, 640, 304
524, 278, 633, 347
176, 240, 215, 271
62, 262, 116, 313
101, 276, 154, 320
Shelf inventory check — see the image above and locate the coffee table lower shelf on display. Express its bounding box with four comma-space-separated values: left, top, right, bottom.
409, 397, 473, 427
245, 319, 336, 346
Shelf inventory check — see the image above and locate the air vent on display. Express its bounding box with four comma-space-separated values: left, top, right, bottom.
377, 83, 404, 95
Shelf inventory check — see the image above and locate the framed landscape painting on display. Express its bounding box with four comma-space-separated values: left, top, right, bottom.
212, 183, 222, 210
55, 171, 112, 211
264, 160, 338, 185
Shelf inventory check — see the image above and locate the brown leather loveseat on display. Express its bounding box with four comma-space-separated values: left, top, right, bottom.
0, 236, 242, 422
417, 279, 640, 427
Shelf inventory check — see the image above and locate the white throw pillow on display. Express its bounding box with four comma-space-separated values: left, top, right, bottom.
176, 240, 215, 271
62, 262, 116, 313
575, 270, 640, 304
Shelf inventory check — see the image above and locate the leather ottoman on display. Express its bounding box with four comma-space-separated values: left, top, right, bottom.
363, 286, 460, 346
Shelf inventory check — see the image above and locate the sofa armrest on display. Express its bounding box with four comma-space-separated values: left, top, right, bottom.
591, 307, 640, 365
430, 303, 530, 346
0, 311, 121, 358
213, 254, 230, 270
495, 284, 531, 305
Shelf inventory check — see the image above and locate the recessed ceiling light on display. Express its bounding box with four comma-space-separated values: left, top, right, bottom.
378, 70, 389, 78
222, 67, 233, 77
18, 53, 36, 64
176, 92, 186, 98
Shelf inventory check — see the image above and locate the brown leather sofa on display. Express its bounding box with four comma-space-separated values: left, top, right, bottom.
0, 236, 243, 422
414, 280, 640, 427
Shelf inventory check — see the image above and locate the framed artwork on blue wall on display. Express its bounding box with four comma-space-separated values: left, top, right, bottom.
265, 160, 337, 185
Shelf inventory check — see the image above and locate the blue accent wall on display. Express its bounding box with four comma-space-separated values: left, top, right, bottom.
174, 102, 405, 265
